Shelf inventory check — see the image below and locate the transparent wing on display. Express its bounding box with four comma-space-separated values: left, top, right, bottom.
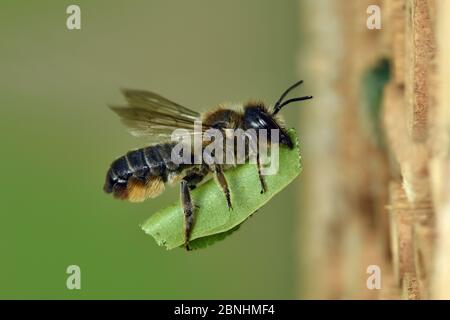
109, 89, 207, 141
122, 89, 200, 120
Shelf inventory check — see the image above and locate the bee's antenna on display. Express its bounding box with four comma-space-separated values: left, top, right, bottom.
272, 80, 313, 115
273, 96, 313, 114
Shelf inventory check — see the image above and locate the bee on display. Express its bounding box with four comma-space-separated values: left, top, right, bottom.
103, 80, 312, 250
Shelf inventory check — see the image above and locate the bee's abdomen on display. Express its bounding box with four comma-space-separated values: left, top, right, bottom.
103, 143, 185, 202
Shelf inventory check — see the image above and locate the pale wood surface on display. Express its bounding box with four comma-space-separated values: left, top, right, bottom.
298, 0, 447, 299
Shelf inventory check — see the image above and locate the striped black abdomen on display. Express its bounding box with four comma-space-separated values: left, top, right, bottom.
103, 143, 188, 199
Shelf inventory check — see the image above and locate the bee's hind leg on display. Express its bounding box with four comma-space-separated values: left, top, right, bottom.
180, 169, 208, 251
213, 164, 232, 210
180, 179, 195, 251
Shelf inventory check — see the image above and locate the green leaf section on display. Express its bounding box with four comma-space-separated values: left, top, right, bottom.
141, 129, 302, 250
188, 223, 242, 250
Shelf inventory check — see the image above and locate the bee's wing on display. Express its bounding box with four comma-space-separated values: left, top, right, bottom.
122, 89, 200, 120
109, 89, 207, 141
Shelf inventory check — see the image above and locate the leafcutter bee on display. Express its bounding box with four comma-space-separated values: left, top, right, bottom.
104, 80, 312, 250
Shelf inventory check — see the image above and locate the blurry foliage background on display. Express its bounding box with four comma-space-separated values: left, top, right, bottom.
0, 0, 305, 298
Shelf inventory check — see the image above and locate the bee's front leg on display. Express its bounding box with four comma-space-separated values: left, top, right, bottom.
180, 179, 195, 251
256, 148, 268, 194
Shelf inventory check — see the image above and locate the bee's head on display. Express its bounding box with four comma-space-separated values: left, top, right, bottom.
243, 104, 294, 149
243, 80, 312, 149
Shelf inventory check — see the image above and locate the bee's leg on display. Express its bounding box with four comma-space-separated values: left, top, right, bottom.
256, 148, 268, 194
213, 165, 232, 210
180, 179, 195, 251
179, 169, 209, 251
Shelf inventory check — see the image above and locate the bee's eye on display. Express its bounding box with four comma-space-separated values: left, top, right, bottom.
244, 107, 277, 130
248, 115, 267, 129
244, 107, 265, 129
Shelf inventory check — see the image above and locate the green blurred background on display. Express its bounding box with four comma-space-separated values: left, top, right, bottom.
0, 0, 304, 299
